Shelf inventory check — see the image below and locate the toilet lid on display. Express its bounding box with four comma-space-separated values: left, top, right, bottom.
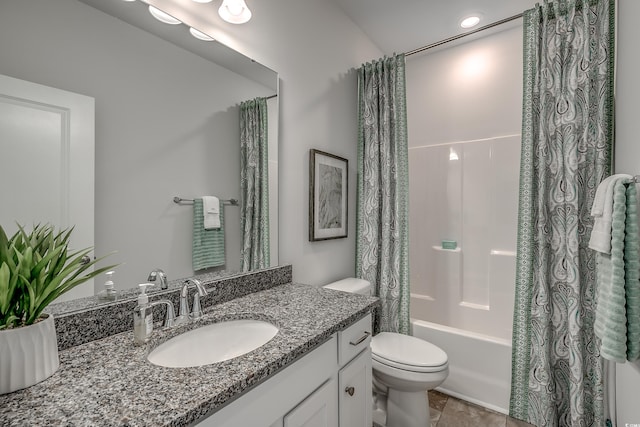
371, 332, 448, 372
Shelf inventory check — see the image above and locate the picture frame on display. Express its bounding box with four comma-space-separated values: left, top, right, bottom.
309, 149, 348, 241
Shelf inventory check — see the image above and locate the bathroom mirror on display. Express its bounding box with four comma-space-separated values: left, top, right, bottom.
0, 0, 279, 306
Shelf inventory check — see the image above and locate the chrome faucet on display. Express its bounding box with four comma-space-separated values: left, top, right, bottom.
176, 278, 208, 325
147, 268, 168, 290
149, 299, 176, 328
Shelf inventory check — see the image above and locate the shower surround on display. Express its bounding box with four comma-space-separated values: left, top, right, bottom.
405, 23, 523, 412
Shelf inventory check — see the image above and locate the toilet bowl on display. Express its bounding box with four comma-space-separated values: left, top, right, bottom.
323, 278, 449, 427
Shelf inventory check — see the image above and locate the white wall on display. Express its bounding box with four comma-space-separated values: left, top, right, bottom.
0, 0, 275, 290
148, 0, 383, 286
613, 0, 640, 424
405, 24, 522, 341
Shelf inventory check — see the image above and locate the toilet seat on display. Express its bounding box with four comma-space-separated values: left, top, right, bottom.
371, 332, 448, 373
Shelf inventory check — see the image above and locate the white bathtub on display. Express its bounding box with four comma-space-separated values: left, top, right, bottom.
411, 319, 512, 414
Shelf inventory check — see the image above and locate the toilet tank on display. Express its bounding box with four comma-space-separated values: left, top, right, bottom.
323, 278, 372, 295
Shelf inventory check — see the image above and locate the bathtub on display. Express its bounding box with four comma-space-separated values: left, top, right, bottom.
411, 319, 512, 414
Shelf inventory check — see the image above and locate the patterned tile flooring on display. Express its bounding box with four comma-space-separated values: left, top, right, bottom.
428, 390, 535, 427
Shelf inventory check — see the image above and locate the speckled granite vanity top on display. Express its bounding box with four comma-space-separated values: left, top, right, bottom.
0, 282, 378, 426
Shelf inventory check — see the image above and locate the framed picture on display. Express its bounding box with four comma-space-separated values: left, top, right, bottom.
309, 149, 348, 241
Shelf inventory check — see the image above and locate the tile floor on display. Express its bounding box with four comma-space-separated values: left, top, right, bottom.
428, 390, 534, 427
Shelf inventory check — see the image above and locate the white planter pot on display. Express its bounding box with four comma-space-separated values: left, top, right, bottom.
0, 314, 60, 395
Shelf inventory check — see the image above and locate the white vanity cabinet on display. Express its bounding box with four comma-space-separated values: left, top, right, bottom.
197, 313, 372, 427
284, 313, 373, 427
336, 314, 373, 427
283, 377, 338, 427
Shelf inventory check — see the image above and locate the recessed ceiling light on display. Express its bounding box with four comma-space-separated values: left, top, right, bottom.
189, 27, 215, 41
148, 6, 181, 25
460, 16, 481, 29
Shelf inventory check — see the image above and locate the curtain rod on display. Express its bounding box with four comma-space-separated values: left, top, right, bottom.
266, 94, 277, 100
405, 12, 524, 57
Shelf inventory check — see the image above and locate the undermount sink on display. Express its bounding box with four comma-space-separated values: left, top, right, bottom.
147, 319, 279, 368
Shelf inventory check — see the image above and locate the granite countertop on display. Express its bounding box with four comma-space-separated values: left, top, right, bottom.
0, 282, 378, 426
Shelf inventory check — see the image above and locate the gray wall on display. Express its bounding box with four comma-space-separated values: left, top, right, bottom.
0, 0, 274, 290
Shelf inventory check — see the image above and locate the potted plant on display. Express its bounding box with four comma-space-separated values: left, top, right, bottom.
0, 224, 115, 394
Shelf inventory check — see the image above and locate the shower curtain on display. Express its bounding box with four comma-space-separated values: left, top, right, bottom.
239, 97, 270, 272
510, 1, 615, 426
356, 54, 410, 334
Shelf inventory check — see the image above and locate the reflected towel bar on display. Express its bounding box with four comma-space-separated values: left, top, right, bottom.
173, 196, 238, 206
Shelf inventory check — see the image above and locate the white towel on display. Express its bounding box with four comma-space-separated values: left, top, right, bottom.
202, 196, 220, 230
589, 174, 633, 254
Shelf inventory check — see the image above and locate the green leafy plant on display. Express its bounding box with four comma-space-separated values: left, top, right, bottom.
0, 224, 116, 330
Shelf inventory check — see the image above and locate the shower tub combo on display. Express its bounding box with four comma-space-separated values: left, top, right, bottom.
408, 135, 521, 414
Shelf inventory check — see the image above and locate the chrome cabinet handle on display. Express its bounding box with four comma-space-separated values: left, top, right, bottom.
349, 331, 371, 346
345, 386, 355, 396
80, 255, 92, 265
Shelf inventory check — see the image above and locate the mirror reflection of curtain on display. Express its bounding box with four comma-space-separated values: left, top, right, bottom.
510, 1, 614, 426
356, 54, 410, 334
239, 97, 270, 272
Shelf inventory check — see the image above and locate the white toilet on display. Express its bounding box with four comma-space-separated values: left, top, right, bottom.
324, 278, 449, 427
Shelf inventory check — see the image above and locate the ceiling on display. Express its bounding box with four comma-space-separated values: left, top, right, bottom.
329, 0, 539, 54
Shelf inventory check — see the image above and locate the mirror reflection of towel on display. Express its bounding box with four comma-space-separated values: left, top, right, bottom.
193, 198, 225, 270
202, 196, 220, 229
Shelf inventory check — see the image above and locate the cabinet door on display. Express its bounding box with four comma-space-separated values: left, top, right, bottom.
338, 349, 372, 427
284, 378, 338, 427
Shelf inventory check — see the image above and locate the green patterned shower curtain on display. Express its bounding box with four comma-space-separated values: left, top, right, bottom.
356, 54, 410, 334
239, 97, 270, 272
510, 1, 615, 426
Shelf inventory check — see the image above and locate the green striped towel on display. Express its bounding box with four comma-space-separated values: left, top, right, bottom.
192, 198, 225, 271
623, 183, 640, 361
594, 178, 640, 362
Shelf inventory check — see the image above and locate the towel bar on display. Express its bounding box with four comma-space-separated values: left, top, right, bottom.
173, 196, 238, 206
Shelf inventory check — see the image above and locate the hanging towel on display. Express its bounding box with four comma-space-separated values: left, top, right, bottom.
593, 177, 640, 362
623, 183, 640, 361
589, 174, 633, 253
192, 198, 225, 271
202, 196, 221, 230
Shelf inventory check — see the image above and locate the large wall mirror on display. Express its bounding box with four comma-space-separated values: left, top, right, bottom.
0, 0, 279, 304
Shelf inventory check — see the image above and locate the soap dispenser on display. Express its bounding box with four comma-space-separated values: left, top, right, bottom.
133, 283, 155, 345
97, 270, 117, 301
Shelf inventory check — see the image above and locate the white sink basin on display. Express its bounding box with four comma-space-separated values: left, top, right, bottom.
147, 319, 279, 368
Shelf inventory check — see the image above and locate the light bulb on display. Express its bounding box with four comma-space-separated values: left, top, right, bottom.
218, 0, 252, 24
460, 16, 480, 29
227, 3, 243, 15
148, 6, 181, 25
189, 27, 215, 41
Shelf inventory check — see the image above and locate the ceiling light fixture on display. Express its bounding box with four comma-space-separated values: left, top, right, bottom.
189, 27, 215, 41
148, 5, 182, 25
460, 16, 480, 29
218, 0, 252, 24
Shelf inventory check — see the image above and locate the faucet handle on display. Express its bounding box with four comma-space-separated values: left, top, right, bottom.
191, 293, 203, 320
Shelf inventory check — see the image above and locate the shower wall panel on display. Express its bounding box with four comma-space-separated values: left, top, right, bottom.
408, 136, 519, 341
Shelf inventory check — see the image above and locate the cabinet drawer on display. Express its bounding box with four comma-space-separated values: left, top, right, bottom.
338, 313, 372, 366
